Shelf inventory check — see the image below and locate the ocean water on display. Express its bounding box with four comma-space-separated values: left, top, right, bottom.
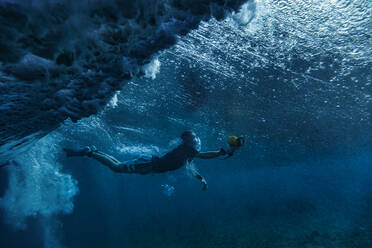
0, 0, 371, 247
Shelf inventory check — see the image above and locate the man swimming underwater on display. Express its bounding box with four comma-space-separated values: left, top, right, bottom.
63, 131, 243, 191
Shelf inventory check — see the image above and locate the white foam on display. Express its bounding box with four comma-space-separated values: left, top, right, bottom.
107, 91, 120, 108
143, 57, 161, 80
0, 133, 78, 229
231, 1, 257, 26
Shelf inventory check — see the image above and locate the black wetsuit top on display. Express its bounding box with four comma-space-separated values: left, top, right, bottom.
152, 144, 199, 173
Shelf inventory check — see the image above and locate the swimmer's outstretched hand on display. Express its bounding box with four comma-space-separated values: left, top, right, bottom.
201, 178, 208, 191
219, 148, 227, 156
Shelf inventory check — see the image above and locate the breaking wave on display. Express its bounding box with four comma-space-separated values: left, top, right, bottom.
0, 1, 371, 247
0, 0, 247, 153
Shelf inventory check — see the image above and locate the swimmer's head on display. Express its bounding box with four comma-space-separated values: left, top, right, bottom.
181, 131, 201, 151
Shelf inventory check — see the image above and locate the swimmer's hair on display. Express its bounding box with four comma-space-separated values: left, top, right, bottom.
181, 131, 195, 140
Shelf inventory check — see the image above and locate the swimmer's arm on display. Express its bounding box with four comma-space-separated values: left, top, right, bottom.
195, 149, 226, 159
190, 167, 207, 191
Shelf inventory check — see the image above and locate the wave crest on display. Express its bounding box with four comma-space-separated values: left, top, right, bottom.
0, 0, 247, 151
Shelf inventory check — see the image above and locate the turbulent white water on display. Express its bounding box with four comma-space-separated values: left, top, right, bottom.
145, 0, 371, 154
0, 133, 78, 229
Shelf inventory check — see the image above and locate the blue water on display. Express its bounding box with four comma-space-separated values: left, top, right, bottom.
0, 0, 371, 247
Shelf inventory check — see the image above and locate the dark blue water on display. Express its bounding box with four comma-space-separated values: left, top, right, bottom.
0, 0, 371, 247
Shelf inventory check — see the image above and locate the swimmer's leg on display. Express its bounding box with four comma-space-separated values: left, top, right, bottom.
89, 149, 126, 173
64, 146, 153, 174
118, 157, 154, 174
91, 151, 153, 174
88, 147, 155, 174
